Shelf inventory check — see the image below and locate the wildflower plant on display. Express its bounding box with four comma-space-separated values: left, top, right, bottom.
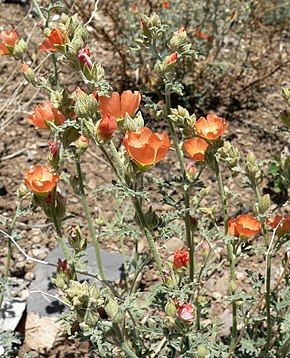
0, 1, 289, 357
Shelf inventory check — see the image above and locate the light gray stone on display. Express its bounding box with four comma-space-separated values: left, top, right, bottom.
0, 299, 26, 331
27, 244, 128, 317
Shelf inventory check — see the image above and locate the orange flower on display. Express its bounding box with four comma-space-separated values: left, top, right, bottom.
167, 52, 178, 64
268, 214, 290, 236
195, 113, 228, 140
98, 114, 118, 140
163, 1, 170, 8
100, 90, 141, 118
28, 101, 66, 129
39, 28, 65, 51
123, 127, 171, 167
0, 29, 18, 54
228, 219, 238, 237
24, 165, 59, 193
183, 137, 208, 161
235, 214, 261, 239
173, 248, 190, 269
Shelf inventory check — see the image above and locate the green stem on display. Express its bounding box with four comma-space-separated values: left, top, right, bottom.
32, 0, 46, 23
252, 182, 271, 353
116, 190, 131, 291
106, 140, 164, 281
113, 324, 138, 358
52, 54, 60, 90
51, 187, 72, 265
165, 90, 194, 282
108, 140, 125, 178
215, 160, 237, 349
134, 199, 165, 282
98, 144, 122, 181
76, 159, 105, 282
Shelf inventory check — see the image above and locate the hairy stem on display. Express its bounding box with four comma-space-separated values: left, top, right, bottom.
106, 140, 165, 281
76, 158, 105, 282
252, 182, 271, 353
215, 160, 237, 349
51, 187, 72, 265
165, 90, 194, 282
113, 324, 138, 358
32, 0, 46, 23
0, 201, 21, 309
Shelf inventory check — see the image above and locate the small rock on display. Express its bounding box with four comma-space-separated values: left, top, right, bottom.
24, 271, 35, 281
219, 308, 232, 336
24, 313, 64, 354
236, 271, 245, 280
31, 236, 41, 244
31, 248, 48, 260
165, 237, 184, 253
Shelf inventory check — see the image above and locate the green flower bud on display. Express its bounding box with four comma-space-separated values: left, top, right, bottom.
199, 186, 211, 197
230, 280, 237, 293
71, 35, 84, 52
123, 111, 144, 132
13, 39, 27, 56
66, 281, 83, 299
164, 316, 176, 329
22, 64, 35, 84
258, 194, 270, 213
75, 26, 88, 42
246, 152, 259, 174
197, 345, 207, 358
65, 43, 78, 59
165, 299, 177, 317
17, 183, 29, 198
61, 13, 70, 24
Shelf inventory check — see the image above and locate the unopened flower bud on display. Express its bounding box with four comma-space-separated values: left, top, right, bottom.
186, 162, 195, 180
61, 13, 70, 24
68, 225, 87, 251
230, 280, 237, 293
13, 38, 27, 56
17, 182, 29, 198
258, 194, 270, 213
165, 299, 177, 317
22, 64, 35, 83
169, 27, 187, 51
199, 186, 211, 197
123, 111, 144, 132
75, 26, 88, 42
197, 345, 207, 358
246, 152, 259, 174
189, 216, 198, 229
164, 316, 176, 329
97, 114, 117, 140
201, 240, 209, 259
48, 140, 59, 157
78, 47, 92, 69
